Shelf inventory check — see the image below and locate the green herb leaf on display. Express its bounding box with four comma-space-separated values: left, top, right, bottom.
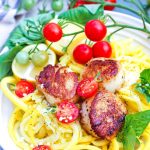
117, 110, 150, 150
123, 126, 136, 150
0, 12, 55, 80
135, 69, 150, 102
46, 106, 57, 113
145, 94, 150, 102
140, 69, 150, 83
0, 46, 23, 80
2, 12, 55, 50
58, 4, 104, 25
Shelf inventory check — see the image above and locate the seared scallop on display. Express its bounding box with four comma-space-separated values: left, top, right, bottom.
80, 90, 127, 140
81, 58, 124, 93
36, 65, 79, 105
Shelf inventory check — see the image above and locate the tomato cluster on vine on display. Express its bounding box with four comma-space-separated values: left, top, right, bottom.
73, 19, 112, 64
43, 19, 112, 65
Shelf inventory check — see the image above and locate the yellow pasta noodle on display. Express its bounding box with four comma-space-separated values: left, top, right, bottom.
4, 38, 150, 150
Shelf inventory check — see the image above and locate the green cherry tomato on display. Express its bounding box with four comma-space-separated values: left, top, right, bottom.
15, 51, 29, 65
51, 0, 63, 12
22, 0, 37, 11
31, 51, 49, 67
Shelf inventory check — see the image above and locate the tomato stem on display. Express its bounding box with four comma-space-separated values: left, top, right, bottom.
62, 34, 77, 52
58, 19, 84, 30
63, 30, 84, 36
106, 9, 150, 40
106, 27, 125, 42
65, 20, 84, 29
76, 0, 150, 24
7, 83, 16, 91
107, 24, 150, 34
103, 1, 150, 24
46, 42, 53, 51
28, 44, 39, 55
85, 39, 94, 47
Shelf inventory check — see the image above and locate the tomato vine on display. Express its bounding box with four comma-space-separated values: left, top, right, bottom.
67, 0, 150, 40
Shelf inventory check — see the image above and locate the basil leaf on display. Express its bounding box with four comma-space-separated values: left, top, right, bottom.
135, 69, 150, 102
37, 12, 55, 25
0, 12, 54, 80
58, 4, 104, 25
3, 27, 24, 49
20, 12, 55, 41
123, 126, 136, 150
117, 110, 150, 150
145, 94, 150, 102
20, 20, 43, 41
140, 69, 150, 83
2, 12, 55, 50
124, 111, 150, 136
136, 84, 150, 102
0, 46, 23, 80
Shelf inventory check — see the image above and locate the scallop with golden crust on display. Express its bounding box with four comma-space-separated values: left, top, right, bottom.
81, 58, 124, 93
80, 90, 127, 140
36, 65, 79, 105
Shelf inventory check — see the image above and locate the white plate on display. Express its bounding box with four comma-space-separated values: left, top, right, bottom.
0, 11, 150, 150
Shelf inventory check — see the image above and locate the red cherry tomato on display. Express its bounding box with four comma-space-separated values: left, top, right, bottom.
73, 0, 96, 8
72, 0, 116, 11
85, 20, 107, 42
33, 145, 51, 150
15, 80, 35, 98
77, 78, 98, 98
56, 101, 79, 124
43, 23, 63, 42
73, 44, 93, 64
92, 41, 112, 58
104, 0, 117, 11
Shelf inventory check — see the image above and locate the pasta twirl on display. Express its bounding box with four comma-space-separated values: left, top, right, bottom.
6, 39, 150, 149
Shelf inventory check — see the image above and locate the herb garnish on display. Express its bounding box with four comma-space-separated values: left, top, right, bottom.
69, 0, 150, 24
136, 69, 150, 102
0, 13, 55, 80
67, 1, 150, 39
44, 106, 57, 114
117, 110, 150, 150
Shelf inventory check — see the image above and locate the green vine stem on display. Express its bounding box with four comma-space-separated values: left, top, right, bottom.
106, 12, 150, 41
104, 2, 150, 24
46, 42, 53, 51
64, 21, 84, 30
62, 23, 150, 41
63, 30, 84, 37
62, 15, 150, 41
62, 34, 77, 52
106, 27, 125, 42
107, 24, 150, 34
77, 0, 150, 24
